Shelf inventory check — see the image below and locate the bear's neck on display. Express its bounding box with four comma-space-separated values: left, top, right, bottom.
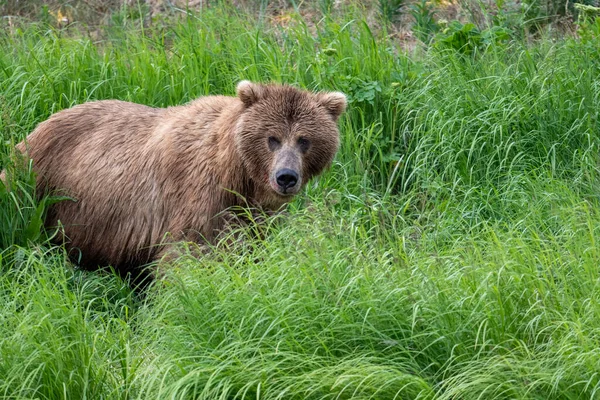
211, 102, 258, 206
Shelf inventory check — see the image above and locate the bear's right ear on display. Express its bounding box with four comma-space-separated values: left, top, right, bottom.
314, 91, 347, 121
237, 81, 264, 108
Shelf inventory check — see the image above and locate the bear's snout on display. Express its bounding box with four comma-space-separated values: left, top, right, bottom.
276, 169, 299, 193
269, 145, 303, 196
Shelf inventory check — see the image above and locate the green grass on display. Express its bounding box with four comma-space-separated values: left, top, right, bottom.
1, 3, 600, 398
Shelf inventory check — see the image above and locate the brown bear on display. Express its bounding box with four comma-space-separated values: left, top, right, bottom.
4, 81, 346, 277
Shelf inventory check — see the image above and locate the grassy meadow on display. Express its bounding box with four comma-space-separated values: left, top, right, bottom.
1, 1, 600, 398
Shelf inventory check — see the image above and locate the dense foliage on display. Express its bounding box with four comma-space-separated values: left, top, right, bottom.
1, 2, 600, 398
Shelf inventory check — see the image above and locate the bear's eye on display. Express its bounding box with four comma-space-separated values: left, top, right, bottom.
268, 136, 281, 151
298, 137, 310, 153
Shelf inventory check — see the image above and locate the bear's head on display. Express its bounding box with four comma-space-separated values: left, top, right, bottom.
235, 81, 346, 206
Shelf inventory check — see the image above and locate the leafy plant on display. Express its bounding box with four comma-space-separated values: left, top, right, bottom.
0, 153, 65, 249
338, 76, 383, 105
411, 0, 439, 44
575, 3, 600, 41
433, 21, 512, 54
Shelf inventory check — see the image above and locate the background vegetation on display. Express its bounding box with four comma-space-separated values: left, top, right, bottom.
1, 0, 600, 398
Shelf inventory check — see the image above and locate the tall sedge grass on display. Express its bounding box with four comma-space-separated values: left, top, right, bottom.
0, 3, 599, 398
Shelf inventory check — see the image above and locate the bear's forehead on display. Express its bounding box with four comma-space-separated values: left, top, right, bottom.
261, 89, 324, 124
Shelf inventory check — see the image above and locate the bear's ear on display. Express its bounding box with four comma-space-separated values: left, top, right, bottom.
314, 92, 347, 121
237, 80, 264, 108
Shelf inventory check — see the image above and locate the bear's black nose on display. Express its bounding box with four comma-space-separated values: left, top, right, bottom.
276, 169, 298, 190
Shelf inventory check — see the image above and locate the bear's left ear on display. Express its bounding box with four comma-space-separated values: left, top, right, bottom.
237, 80, 264, 108
314, 92, 347, 121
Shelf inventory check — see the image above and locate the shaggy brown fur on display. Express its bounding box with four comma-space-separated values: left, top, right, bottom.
8, 81, 346, 276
